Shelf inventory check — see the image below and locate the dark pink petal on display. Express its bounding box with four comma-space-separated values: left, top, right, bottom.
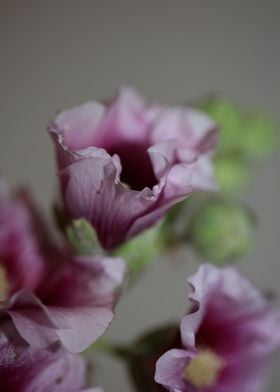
0, 186, 45, 296
0, 341, 87, 392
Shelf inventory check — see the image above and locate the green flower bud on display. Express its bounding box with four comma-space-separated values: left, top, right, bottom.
242, 113, 276, 159
66, 218, 102, 256
113, 224, 164, 279
214, 154, 249, 194
201, 97, 277, 160
201, 98, 244, 153
188, 199, 255, 263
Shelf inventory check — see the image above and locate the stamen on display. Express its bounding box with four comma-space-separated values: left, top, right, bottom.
184, 348, 224, 388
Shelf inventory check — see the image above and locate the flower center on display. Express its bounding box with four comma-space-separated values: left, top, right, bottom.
0, 264, 9, 302
184, 348, 224, 388
108, 142, 158, 191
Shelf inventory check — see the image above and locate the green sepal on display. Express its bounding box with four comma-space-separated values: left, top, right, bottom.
66, 218, 103, 256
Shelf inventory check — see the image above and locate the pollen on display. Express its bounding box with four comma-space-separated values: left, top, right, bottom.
184, 348, 225, 388
0, 264, 9, 302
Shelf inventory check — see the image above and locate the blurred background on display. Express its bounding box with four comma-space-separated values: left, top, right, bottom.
0, 1, 279, 390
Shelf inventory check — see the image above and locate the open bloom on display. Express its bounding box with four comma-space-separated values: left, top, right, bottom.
155, 264, 280, 392
49, 87, 218, 249
0, 326, 103, 392
0, 180, 126, 353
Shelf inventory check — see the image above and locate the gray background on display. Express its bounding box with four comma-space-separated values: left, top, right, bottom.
0, 1, 279, 391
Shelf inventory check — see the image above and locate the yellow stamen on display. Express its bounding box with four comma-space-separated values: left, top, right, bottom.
0, 264, 9, 302
184, 348, 224, 388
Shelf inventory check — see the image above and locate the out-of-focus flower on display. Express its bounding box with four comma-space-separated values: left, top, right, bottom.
155, 264, 280, 392
187, 198, 254, 263
48, 87, 218, 250
0, 324, 102, 392
0, 342, 85, 392
0, 181, 45, 301
0, 180, 126, 353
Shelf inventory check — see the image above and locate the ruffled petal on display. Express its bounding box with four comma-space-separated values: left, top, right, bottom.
150, 107, 218, 153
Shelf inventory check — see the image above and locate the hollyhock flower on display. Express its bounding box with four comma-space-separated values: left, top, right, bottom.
48, 87, 218, 249
155, 264, 280, 392
0, 327, 103, 392
0, 182, 45, 300
0, 180, 126, 353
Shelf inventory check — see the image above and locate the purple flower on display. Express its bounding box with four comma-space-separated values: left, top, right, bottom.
0, 180, 126, 353
155, 264, 280, 392
0, 327, 102, 392
0, 183, 45, 300
48, 87, 218, 249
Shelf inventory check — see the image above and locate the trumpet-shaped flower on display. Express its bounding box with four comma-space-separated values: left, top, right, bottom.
49, 87, 218, 249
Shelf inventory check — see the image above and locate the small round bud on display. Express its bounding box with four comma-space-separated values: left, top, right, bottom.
242, 113, 276, 159
188, 199, 255, 263
214, 154, 249, 194
201, 98, 244, 153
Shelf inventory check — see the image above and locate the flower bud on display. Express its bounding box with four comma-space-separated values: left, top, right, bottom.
201, 97, 277, 159
188, 199, 255, 263
67, 218, 103, 256
214, 154, 249, 193
201, 98, 243, 153
242, 113, 276, 159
